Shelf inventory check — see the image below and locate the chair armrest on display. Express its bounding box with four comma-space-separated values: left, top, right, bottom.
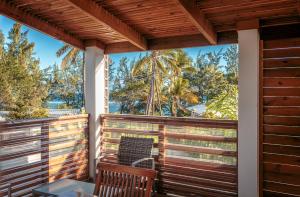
132, 158, 155, 170
94, 155, 113, 179
95, 153, 116, 163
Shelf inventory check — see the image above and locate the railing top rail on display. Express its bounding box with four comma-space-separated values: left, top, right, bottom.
100, 114, 238, 129
0, 114, 89, 127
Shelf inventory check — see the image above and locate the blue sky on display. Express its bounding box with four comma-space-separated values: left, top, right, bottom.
1, 15, 232, 69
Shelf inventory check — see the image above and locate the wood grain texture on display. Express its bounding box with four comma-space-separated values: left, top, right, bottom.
100, 114, 238, 197
0, 0, 84, 49
0, 115, 89, 197
65, 0, 147, 50
261, 36, 300, 196
174, 0, 217, 44
1, 0, 299, 52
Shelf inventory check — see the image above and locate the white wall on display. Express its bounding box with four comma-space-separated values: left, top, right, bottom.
238, 29, 260, 197
84, 46, 106, 179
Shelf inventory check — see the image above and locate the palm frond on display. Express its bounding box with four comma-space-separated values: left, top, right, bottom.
60, 48, 77, 69
132, 56, 150, 75
156, 60, 167, 74
56, 44, 72, 58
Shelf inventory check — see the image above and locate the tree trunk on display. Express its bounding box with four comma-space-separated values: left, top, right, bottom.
171, 98, 177, 117
155, 81, 162, 116
146, 62, 156, 115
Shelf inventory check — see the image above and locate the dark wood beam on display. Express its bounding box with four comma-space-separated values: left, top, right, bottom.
105, 31, 237, 54
298, 0, 300, 15
261, 24, 300, 41
84, 39, 106, 50
261, 16, 300, 28
65, 0, 147, 51
237, 19, 260, 30
0, 0, 84, 49
174, 0, 217, 45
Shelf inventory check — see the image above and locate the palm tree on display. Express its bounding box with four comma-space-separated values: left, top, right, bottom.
167, 49, 197, 116
172, 49, 194, 76
56, 44, 81, 69
132, 50, 176, 115
56, 44, 84, 108
169, 77, 198, 117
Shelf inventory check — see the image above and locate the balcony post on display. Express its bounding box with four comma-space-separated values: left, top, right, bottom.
84, 46, 108, 179
237, 20, 260, 197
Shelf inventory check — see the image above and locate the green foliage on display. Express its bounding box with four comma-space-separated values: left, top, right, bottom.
168, 49, 198, 116
45, 44, 84, 109
110, 46, 239, 119
186, 50, 228, 102
111, 50, 199, 116
132, 50, 177, 115
0, 23, 48, 119
111, 57, 149, 114
203, 85, 238, 120
224, 45, 239, 84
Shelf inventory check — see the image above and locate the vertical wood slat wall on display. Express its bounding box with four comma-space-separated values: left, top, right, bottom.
0, 115, 89, 197
261, 36, 300, 196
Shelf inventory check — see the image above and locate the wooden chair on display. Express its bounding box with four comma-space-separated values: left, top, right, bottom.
94, 162, 157, 197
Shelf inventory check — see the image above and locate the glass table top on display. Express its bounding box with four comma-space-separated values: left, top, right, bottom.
32, 179, 95, 196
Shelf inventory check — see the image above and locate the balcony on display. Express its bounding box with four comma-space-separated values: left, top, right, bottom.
1, 0, 300, 196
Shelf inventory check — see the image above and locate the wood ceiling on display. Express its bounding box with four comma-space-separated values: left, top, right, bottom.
0, 0, 299, 53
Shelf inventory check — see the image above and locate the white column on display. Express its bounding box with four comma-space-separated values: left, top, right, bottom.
84, 46, 106, 179
238, 29, 260, 197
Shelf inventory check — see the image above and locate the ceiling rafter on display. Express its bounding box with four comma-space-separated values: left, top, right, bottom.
0, 0, 84, 49
65, 0, 147, 51
174, 0, 217, 45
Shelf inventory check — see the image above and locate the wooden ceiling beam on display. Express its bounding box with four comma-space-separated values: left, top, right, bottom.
298, 1, 300, 15
174, 0, 217, 45
237, 19, 260, 30
105, 31, 237, 54
65, 0, 147, 51
84, 39, 106, 50
0, 0, 84, 49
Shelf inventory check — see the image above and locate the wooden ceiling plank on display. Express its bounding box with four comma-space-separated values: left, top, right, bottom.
174, 0, 217, 45
65, 0, 147, 50
0, 0, 84, 49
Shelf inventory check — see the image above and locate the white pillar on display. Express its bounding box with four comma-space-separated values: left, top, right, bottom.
238, 29, 260, 197
84, 46, 106, 179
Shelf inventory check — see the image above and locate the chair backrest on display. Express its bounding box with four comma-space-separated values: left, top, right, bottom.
118, 136, 153, 169
94, 162, 157, 197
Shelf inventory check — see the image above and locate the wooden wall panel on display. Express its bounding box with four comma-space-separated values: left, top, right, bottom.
260, 35, 300, 196
0, 115, 89, 197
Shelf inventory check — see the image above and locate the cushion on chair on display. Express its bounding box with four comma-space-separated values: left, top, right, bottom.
118, 136, 154, 169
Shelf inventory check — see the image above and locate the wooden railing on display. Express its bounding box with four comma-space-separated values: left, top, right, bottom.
0, 114, 89, 197
100, 114, 238, 197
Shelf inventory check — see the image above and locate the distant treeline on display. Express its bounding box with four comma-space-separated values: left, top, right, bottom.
110, 46, 238, 120
0, 23, 238, 120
